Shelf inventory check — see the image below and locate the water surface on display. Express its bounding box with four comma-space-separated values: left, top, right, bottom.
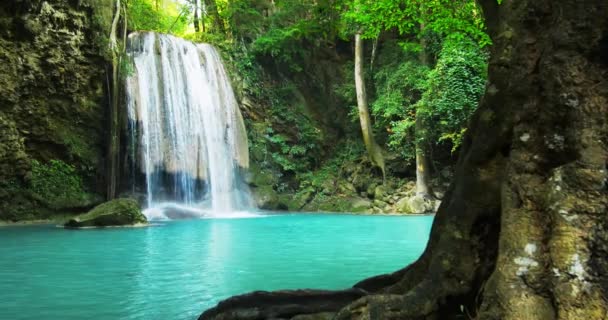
0, 213, 433, 320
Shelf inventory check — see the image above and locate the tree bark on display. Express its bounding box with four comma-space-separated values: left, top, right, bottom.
415, 114, 433, 197
473, 0, 608, 318
198, 0, 608, 319
193, 0, 200, 33
354, 32, 386, 179
337, 0, 608, 318
415, 27, 434, 197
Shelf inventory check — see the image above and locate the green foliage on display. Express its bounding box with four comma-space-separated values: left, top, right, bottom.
371, 40, 428, 126
365, 40, 426, 160
338, 0, 490, 47
225, 0, 340, 71
120, 52, 135, 76
295, 141, 363, 198
419, 34, 488, 150
190, 0, 488, 200
260, 102, 324, 174
366, 33, 487, 160
30, 160, 89, 208
224, 0, 267, 40
243, 83, 324, 177
127, 0, 189, 34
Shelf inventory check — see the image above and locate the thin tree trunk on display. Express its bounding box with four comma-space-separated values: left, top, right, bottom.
107, 0, 121, 200
415, 116, 433, 196
354, 32, 386, 179
193, 0, 200, 33
415, 24, 434, 197
369, 36, 378, 72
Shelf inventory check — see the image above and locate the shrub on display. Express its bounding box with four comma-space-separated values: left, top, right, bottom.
30, 159, 89, 208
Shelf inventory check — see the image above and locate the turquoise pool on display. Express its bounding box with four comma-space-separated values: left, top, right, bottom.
0, 213, 433, 320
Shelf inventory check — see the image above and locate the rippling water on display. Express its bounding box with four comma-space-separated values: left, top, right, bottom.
0, 213, 433, 320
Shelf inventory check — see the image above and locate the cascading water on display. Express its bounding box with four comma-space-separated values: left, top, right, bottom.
126, 32, 253, 219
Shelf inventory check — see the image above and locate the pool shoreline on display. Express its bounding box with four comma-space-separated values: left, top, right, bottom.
1, 210, 436, 227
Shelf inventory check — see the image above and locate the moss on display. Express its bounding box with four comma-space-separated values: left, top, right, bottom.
64, 198, 146, 227
0, 0, 109, 221
29, 159, 97, 210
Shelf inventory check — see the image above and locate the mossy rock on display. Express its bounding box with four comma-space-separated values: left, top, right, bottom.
350, 197, 372, 213
64, 198, 147, 228
246, 163, 279, 187
396, 195, 437, 214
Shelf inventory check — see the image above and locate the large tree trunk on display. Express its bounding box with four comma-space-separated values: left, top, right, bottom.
198, 0, 608, 319
472, 0, 608, 318
354, 32, 386, 178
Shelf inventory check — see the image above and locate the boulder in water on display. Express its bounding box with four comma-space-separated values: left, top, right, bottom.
396, 195, 437, 214
64, 198, 147, 228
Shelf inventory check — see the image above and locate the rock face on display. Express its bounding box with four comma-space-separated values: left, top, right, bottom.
64, 198, 146, 228
0, 0, 112, 221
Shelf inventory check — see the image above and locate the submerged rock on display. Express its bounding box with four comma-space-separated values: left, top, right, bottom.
64, 198, 147, 228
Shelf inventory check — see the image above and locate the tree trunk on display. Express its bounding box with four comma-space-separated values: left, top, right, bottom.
473, 0, 608, 318
198, 0, 608, 319
107, 0, 121, 200
415, 24, 434, 197
354, 32, 386, 179
415, 115, 433, 197
203, 0, 224, 34
193, 0, 200, 33
337, 0, 608, 318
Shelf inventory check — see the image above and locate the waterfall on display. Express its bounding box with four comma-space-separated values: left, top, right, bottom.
126, 32, 253, 219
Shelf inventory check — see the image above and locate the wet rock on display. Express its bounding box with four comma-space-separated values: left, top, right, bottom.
64, 198, 146, 228
351, 198, 372, 212
338, 181, 356, 194
373, 185, 386, 199
198, 289, 367, 320
440, 167, 453, 180
366, 183, 378, 198
373, 199, 388, 208
396, 195, 436, 214
291, 312, 335, 320
252, 185, 281, 210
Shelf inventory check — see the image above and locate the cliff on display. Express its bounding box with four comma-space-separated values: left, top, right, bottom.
0, 0, 113, 220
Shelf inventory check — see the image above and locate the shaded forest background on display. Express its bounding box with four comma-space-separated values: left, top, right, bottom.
124, 0, 490, 214
0, 0, 489, 219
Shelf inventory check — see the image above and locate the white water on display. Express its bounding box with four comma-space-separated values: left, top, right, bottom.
126, 32, 253, 219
